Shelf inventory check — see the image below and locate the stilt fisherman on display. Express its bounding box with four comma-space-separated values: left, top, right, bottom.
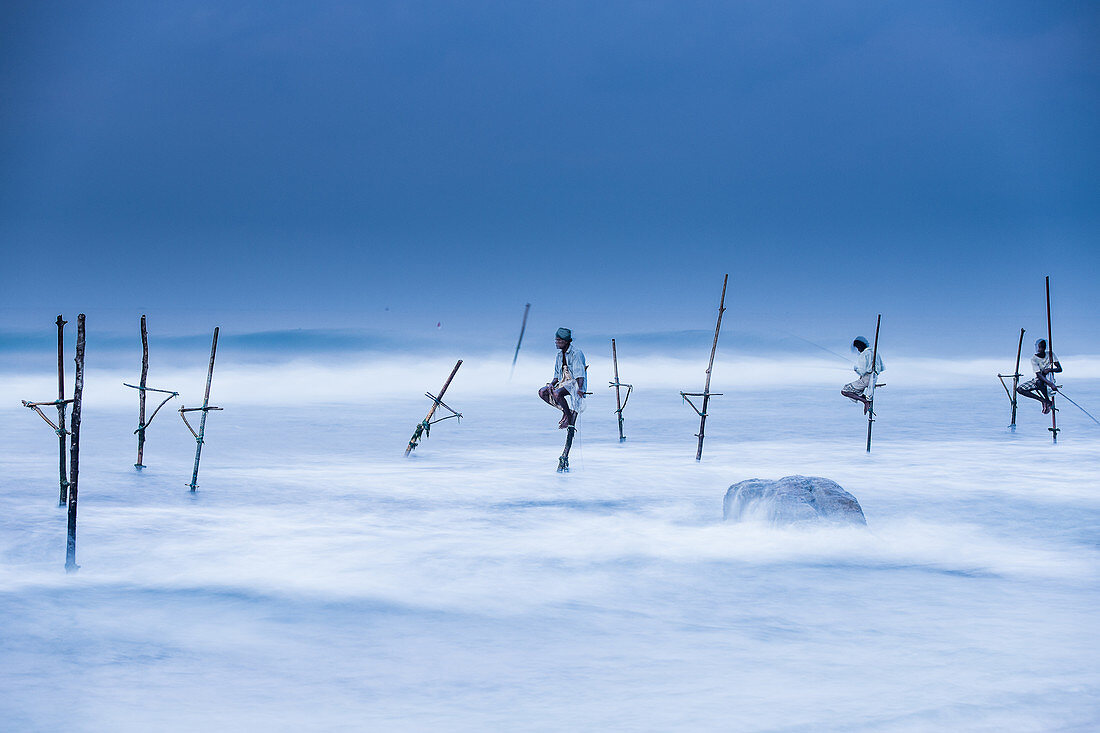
841, 335, 884, 414
538, 327, 587, 429
1016, 338, 1062, 415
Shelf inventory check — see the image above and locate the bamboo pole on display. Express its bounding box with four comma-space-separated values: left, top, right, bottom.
509, 304, 531, 380
612, 339, 625, 442
183, 327, 220, 491
55, 315, 69, 506
865, 314, 882, 453
1046, 276, 1058, 444
65, 314, 85, 572
406, 360, 463, 455
136, 315, 148, 468
679, 274, 728, 461
1011, 328, 1024, 430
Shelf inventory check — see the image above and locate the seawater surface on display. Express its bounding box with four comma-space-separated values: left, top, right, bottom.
1, 362, 1098, 731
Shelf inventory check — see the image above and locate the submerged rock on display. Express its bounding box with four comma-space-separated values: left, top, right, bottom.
723, 475, 866, 526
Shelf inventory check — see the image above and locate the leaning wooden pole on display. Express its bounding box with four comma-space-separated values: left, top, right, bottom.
136, 315, 149, 467
509, 304, 531, 380
612, 339, 625, 442
180, 328, 222, 491
65, 314, 85, 572
679, 274, 728, 461
406, 360, 463, 455
1046, 276, 1058, 444
865, 314, 882, 453
55, 315, 69, 506
1011, 328, 1024, 430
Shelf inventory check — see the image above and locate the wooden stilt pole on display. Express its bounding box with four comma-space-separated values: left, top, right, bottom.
680, 274, 728, 461
865, 314, 882, 453
610, 338, 632, 443
126, 316, 178, 469
558, 420, 577, 472
997, 328, 1026, 430
55, 315, 69, 506
1046, 276, 1058, 444
179, 328, 222, 491
65, 314, 85, 572
509, 304, 531, 381
136, 315, 148, 467
406, 360, 463, 455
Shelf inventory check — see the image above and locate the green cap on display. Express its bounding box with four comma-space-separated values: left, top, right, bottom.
555, 327, 572, 340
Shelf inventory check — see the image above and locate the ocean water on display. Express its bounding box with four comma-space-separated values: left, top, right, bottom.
1, 353, 1098, 731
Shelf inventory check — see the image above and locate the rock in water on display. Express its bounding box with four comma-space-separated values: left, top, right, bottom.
723, 475, 866, 526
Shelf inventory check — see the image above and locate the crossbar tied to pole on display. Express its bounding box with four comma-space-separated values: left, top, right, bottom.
406, 360, 463, 456
680, 274, 728, 461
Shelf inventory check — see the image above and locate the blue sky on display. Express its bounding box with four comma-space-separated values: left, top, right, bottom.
2, 1, 1097, 354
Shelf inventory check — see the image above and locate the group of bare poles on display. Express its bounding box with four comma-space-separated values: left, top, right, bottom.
20, 314, 85, 571
20, 316, 223, 570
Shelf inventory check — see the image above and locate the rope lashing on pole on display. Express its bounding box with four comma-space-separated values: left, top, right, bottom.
406, 360, 463, 456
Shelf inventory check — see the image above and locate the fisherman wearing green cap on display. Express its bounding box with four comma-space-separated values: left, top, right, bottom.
842, 335, 883, 414
538, 327, 587, 429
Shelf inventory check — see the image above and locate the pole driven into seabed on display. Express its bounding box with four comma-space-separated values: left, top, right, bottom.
680, 274, 728, 461
609, 338, 633, 442
124, 315, 178, 469
510, 304, 531, 381
865, 314, 881, 453
1046, 276, 1058, 444
54, 315, 69, 505
997, 328, 1025, 431
406, 360, 463, 456
66, 314, 85, 572
20, 316, 75, 506
179, 328, 223, 491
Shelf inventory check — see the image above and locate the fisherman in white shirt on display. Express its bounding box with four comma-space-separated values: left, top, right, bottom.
1016, 338, 1062, 415
841, 336, 883, 414
538, 327, 587, 429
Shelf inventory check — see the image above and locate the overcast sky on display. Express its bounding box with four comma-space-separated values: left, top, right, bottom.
2, 1, 1097, 353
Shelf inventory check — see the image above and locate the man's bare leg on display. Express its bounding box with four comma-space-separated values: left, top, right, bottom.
539, 385, 575, 428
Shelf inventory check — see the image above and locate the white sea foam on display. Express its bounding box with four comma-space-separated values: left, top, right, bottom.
1, 358, 1098, 731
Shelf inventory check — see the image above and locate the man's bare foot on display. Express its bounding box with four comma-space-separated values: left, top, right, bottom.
1042, 401, 1051, 414
558, 410, 573, 429
863, 399, 871, 415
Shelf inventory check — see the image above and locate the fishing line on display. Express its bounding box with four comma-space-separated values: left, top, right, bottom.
778, 330, 854, 366
1054, 388, 1100, 427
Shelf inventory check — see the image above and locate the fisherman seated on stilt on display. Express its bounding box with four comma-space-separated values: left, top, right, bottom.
1016, 338, 1061, 415
841, 336, 884, 415
538, 327, 587, 429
